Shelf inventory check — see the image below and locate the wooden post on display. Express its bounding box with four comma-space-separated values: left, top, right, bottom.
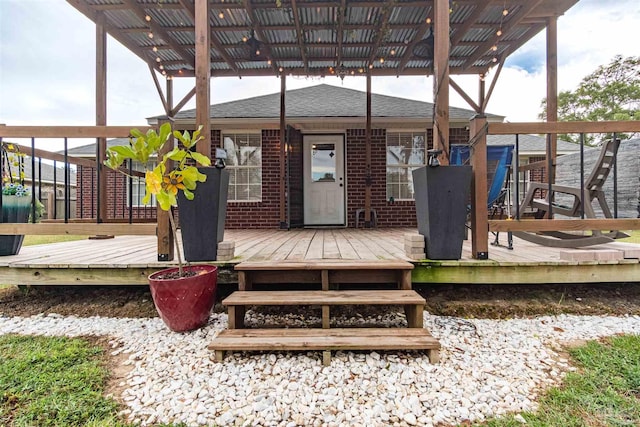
470, 115, 488, 259
279, 74, 287, 228
365, 74, 372, 227
157, 79, 174, 261
479, 74, 486, 114
546, 17, 558, 187
433, 0, 450, 165
96, 13, 108, 223
194, 0, 211, 157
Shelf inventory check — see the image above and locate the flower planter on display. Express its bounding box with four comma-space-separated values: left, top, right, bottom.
0, 195, 31, 256
412, 165, 472, 260
177, 167, 229, 262
148, 264, 218, 332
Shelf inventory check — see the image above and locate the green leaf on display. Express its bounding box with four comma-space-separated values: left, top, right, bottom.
107, 145, 137, 160
166, 148, 187, 162
183, 188, 194, 200
156, 192, 172, 211
130, 128, 145, 138
190, 152, 211, 166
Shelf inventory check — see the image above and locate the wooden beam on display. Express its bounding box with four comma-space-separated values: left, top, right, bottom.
121, 0, 196, 68
470, 115, 488, 259
478, 74, 486, 113
397, 22, 432, 74
450, 1, 492, 47
462, 0, 545, 70
194, 0, 211, 157
546, 16, 558, 187
433, 0, 450, 164
481, 60, 504, 111
96, 12, 108, 224
6, 143, 97, 169
290, 0, 309, 74
450, 77, 480, 113
170, 86, 196, 117
489, 218, 640, 233
279, 75, 287, 227
366, 0, 394, 67
166, 77, 174, 119
365, 74, 372, 227
149, 65, 169, 115
67, 0, 165, 76
0, 223, 157, 235
336, 0, 347, 69
488, 121, 640, 135
0, 126, 150, 139
178, 0, 239, 73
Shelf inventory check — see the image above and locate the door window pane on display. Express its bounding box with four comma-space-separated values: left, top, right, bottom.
312, 143, 336, 182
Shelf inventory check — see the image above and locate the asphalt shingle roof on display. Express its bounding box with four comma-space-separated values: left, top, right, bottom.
157, 84, 501, 122
487, 134, 578, 153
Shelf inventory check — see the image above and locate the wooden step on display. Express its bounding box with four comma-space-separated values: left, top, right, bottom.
209, 327, 440, 365
224, 290, 425, 329
235, 260, 415, 271
223, 290, 425, 306
235, 260, 414, 290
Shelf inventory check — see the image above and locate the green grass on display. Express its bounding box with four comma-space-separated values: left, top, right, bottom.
477, 335, 640, 427
22, 235, 89, 246
0, 334, 127, 427
619, 229, 640, 244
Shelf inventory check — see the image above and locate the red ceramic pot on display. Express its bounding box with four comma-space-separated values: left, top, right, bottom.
148, 264, 218, 332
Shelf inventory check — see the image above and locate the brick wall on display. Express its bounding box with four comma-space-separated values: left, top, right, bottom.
76, 166, 156, 220
79, 126, 472, 228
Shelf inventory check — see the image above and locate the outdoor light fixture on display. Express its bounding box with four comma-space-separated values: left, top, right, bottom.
412, 26, 434, 60
243, 29, 264, 61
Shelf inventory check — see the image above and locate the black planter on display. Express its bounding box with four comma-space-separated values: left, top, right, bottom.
177, 167, 229, 262
0, 195, 31, 256
412, 165, 472, 260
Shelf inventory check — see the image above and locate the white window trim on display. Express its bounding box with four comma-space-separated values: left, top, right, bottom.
386, 131, 427, 202
222, 132, 263, 202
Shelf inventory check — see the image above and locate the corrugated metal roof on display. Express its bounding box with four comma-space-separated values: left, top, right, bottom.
70, 0, 579, 78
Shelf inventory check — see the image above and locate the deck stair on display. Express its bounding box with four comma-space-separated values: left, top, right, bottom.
209, 260, 441, 365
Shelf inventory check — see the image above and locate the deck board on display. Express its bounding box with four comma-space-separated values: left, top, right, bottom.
1, 228, 639, 285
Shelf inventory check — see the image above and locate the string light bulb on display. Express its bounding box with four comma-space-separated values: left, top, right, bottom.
152, 46, 158, 52
279, 66, 284, 72
496, 29, 503, 36
491, 45, 498, 51
369, 64, 374, 69
267, 59, 272, 65
218, 11, 224, 19
390, 49, 396, 56
156, 57, 161, 62
145, 15, 151, 22
379, 57, 385, 63
148, 32, 154, 39
426, 17, 431, 24
492, 57, 498, 63
502, 8, 509, 16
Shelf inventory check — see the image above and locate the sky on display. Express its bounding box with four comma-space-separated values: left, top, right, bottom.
0, 0, 639, 150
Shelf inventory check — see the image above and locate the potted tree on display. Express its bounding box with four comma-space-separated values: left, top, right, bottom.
104, 123, 226, 332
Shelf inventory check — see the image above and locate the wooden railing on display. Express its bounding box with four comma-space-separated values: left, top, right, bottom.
0, 125, 155, 237
468, 119, 640, 259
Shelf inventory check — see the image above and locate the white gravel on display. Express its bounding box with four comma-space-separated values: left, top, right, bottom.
1, 311, 639, 427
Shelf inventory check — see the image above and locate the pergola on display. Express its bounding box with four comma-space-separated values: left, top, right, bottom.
66, 0, 578, 259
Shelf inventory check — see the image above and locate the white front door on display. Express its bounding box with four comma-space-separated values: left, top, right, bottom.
303, 135, 345, 226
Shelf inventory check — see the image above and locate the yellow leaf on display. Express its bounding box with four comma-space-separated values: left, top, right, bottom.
146, 170, 163, 194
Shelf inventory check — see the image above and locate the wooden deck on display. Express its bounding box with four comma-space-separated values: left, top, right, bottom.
0, 228, 639, 285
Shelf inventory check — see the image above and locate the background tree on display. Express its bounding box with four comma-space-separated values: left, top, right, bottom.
540, 55, 639, 145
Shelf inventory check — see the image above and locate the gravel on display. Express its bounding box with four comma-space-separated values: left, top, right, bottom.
1, 310, 639, 426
